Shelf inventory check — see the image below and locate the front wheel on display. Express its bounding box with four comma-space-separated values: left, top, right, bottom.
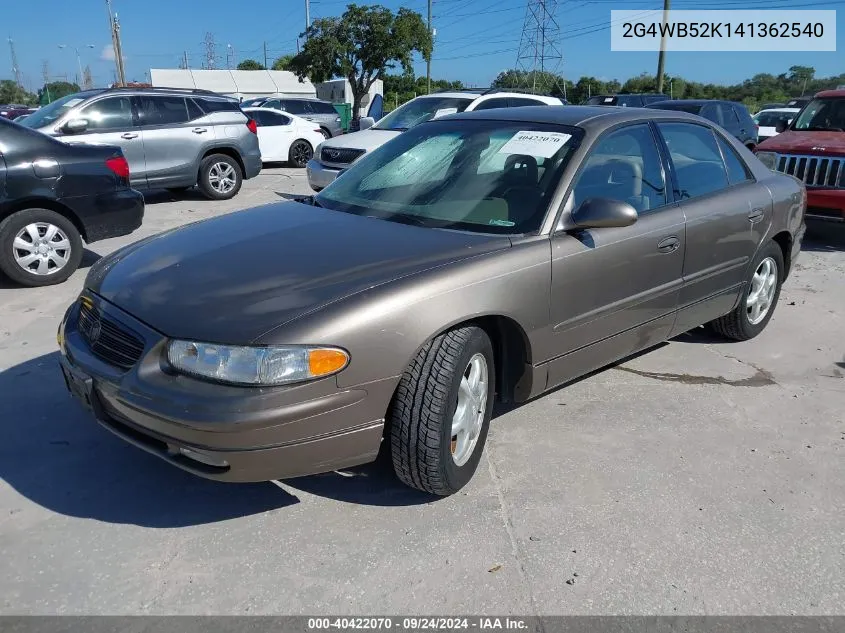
0, 208, 83, 287
710, 241, 784, 341
198, 154, 243, 200
288, 140, 313, 168
389, 326, 495, 496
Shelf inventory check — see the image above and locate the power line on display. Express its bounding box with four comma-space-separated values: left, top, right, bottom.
8, 37, 23, 88
514, 0, 565, 95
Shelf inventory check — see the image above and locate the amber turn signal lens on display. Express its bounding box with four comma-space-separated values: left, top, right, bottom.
308, 348, 349, 377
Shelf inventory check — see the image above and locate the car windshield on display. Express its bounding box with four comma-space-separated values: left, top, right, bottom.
792, 98, 845, 131
755, 111, 794, 127
241, 98, 267, 107
19, 92, 93, 129
374, 96, 473, 132
316, 119, 582, 235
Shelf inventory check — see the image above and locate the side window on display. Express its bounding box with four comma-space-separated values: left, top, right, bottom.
78, 97, 134, 130
137, 96, 189, 126
571, 123, 667, 214
700, 104, 723, 126
284, 100, 306, 115
472, 98, 510, 111
734, 106, 752, 129
509, 98, 546, 108
715, 134, 753, 185
265, 99, 281, 110
658, 122, 729, 200
718, 104, 739, 129
302, 102, 316, 114
262, 111, 291, 126
187, 98, 205, 120
315, 101, 337, 114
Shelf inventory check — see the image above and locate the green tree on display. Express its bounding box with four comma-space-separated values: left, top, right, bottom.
271, 55, 294, 71
237, 59, 266, 70
38, 81, 80, 105
788, 65, 815, 95
287, 4, 432, 117
0, 80, 37, 105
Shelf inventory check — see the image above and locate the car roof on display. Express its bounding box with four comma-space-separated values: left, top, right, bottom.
757, 107, 800, 114
650, 99, 739, 107
448, 104, 708, 131
417, 92, 479, 100
815, 89, 845, 98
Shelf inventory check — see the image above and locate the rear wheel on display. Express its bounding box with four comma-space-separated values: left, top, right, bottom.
288, 140, 313, 168
0, 208, 83, 287
198, 154, 242, 200
389, 326, 495, 496
319, 127, 331, 140
710, 241, 784, 341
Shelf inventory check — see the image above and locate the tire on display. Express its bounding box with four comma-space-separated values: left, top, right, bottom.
198, 154, 243, 200
389, 326, 495, 496
710, 240, 784, 341
288, 140, 313, 168
319, 127, 332, 140
745, 143, 756, 152
0, 208, 83, 287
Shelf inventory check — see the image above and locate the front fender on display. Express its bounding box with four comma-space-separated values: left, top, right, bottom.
256, 237, 553, 396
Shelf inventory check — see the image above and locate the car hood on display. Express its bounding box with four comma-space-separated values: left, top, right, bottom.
87, 202, 510, 343
757, 129, 845, 155
320, 128, 401, 153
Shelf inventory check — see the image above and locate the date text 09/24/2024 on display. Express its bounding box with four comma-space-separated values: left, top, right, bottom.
306, 617, 528, 630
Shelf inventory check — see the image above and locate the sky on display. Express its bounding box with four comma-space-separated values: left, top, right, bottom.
2, 0, 844, 93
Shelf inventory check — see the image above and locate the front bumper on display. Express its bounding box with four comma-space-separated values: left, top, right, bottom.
58, 295, 389, 482
806, 189, 845, 223
306, 159, 341, 191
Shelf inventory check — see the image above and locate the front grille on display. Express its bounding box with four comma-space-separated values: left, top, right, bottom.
774, 154, 845, 188
78, 300, 145, 370
320, 147, 365, 165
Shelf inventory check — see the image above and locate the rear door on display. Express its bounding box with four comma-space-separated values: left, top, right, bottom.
547, 122, 685, 384
136, 95, 208, 187
253, 110, 294, 161
655, 121, 770, 331
62, 95, 145, 188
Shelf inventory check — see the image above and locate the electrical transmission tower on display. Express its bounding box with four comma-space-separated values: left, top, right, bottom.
8, 37, 23, 89
204, 33, 217, 70
513, 0, 565, 97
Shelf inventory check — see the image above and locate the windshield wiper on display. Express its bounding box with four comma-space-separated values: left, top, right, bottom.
293, 195, 324, 208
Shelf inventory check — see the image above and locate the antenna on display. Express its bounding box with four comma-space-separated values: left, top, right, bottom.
513, 0, 565, 96
8, 37, 23, 89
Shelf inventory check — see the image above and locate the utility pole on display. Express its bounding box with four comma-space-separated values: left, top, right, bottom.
8, 37, 23, 89
42, 60, 52, 103
426, 0, 432, 94
305, 0, 310, 36
263, 41, 268, 68
181, 50, 189, 69
204, 32, 216, 69
655, 0, 670, 94
105, 0, 125, 86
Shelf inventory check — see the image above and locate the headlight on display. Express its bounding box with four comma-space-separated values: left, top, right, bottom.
166, 341, 349, 386
756, 151, 778, 170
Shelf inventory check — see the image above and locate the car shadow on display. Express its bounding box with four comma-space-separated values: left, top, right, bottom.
671, 325, 727, 345
0, 352, 299, 527
0, 249, 102, 289
141, 188, 209, 205
803, 224, 845, 251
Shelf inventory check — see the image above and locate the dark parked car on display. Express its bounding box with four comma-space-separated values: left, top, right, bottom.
58, 106, 804, 495
0, 104, 33, 120
241, 97, 343, 138
0, 116, 143, 286
649, 99, 759, 149
584, 94, 669, 107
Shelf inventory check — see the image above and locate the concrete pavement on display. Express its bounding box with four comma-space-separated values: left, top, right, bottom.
1, 168, 843, 614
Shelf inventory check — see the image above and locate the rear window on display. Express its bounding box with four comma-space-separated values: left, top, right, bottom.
197, 98, 241, 113
755, 111, 793, 127
652, 102, 703, 115
586, 95, 643, 107
310, 101, 337, 114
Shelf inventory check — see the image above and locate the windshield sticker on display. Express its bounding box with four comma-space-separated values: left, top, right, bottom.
432, 108, 458, 119
498, 131, 572, 158
603, 97, 614, 103
488, 219, 515, 227
62, 98, 85, 108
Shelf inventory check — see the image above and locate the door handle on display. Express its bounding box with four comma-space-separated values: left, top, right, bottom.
657, 236, 680, 253
121, 133, 138, 139
192, 128, 208, 134
748, 207, 765, 222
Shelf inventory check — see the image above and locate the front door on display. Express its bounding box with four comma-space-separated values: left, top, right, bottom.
547, 122, 685, 386
60, 95, 145, 188
253, 110, 294, 162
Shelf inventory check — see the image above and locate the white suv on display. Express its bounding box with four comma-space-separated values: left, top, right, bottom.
306, 90, 563, 191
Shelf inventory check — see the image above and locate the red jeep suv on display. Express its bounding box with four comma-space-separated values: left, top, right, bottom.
756, 89, 845, 224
